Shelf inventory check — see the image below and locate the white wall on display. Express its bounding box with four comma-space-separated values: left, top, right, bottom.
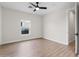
0, 6, 2, 45
2, 7, 43, 44
43, 10, 67, 45
43, 3, 75, 45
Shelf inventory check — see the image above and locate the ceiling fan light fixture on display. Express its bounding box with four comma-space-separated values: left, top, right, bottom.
36, 7, 39, 10
29, 2, 47, 12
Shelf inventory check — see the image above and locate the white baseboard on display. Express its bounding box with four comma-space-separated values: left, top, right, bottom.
0, 37, 42, 45
1, 39, 28, 45
0, 37, 68, 45
43, 37, 68, 45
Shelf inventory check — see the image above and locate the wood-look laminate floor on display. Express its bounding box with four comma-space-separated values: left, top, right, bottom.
0, 38, 75, 57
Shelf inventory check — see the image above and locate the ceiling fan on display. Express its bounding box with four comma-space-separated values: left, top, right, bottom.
29, 2, 47, 12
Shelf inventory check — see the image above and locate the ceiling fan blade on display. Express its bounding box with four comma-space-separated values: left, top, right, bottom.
33, 9, 36, 12
39, 7, 47, 9
30, 3, 36, 7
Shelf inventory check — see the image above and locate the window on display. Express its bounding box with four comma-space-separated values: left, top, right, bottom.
21, 20, 31, 34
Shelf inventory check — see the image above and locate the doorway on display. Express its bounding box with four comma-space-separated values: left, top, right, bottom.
68, 9, 75, 44
67, 3, 79, 56
67, 8, 75, 55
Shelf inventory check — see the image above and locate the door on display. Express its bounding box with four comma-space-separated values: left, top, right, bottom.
75, 3, 79, 56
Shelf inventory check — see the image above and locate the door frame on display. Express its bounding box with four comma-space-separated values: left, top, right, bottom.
75, 2, 78, 56
66, 2, 77, 56
66, 2, 78, 56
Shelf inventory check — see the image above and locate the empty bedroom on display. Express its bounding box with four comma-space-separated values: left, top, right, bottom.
0, 2, 78, 57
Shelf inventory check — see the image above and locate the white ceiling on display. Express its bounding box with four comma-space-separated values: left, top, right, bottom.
0, 2, 75, 16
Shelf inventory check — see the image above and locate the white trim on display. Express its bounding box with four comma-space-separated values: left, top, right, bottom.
43, 37, 68, 45
0, 37, 42, 45
75, 2, 77, 55
1, 39, 29, 45
1, 37, 68, 45
0, 6, 2, 45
